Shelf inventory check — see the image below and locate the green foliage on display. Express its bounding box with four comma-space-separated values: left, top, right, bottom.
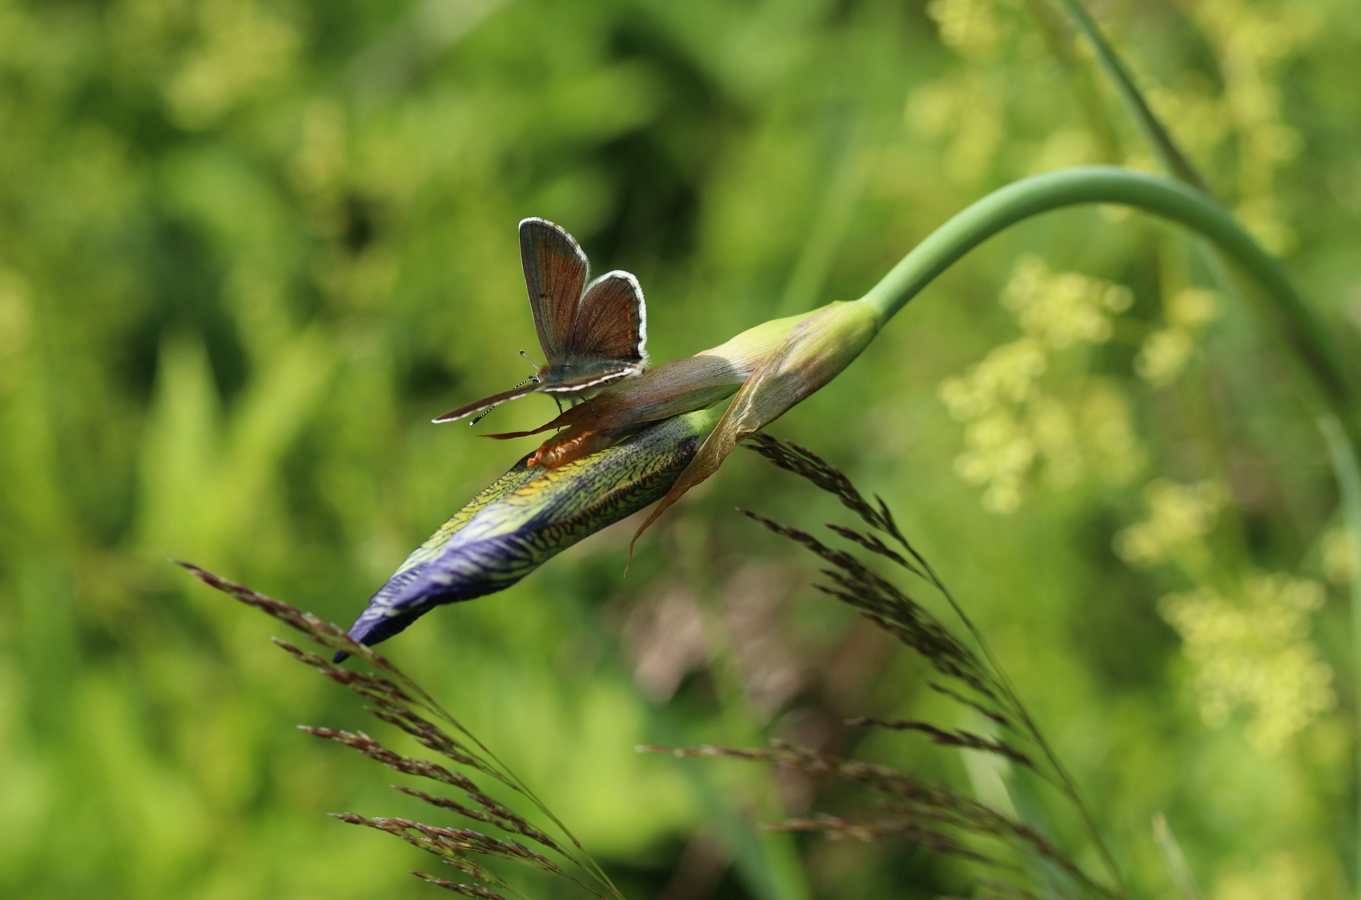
2, 0, 1358, 897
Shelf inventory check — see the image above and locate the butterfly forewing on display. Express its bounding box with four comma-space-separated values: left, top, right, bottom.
432, 380, 546, 424
568, 271, 647, 367
520, 217, 589, 361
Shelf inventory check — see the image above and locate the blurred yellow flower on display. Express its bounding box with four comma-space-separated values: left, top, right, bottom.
905, 74, 1004, 186
1134, 327, 1194, 387
953, 407, 1034, 514
1136, 287, 1221, 386
939, 336, 1046, 420
1030, 395, 1082, 488
1171, 0, 1319, 253
1114, 478, 1225, 567
1168, 287, 1222, 330
1080, 383, 1144, 485
941, 255, 1146, 513
1001, 255, 1132, 349
1160, 573, 1334, 755
926, 0, 1005, 59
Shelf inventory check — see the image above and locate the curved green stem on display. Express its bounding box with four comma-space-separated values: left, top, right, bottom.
859, 165, 1359, 448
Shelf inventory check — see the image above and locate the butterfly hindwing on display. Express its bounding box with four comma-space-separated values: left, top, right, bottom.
519, 217, 588, 361
567, 271, 647, 369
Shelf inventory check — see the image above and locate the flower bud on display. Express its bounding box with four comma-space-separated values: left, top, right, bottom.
336, 409, 719, 660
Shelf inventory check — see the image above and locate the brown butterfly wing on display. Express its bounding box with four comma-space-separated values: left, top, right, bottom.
566, 270, 648, 369
431, 381, 547, 424
520, 217, 588, 363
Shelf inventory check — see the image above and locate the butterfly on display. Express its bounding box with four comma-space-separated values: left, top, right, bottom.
433, 217, 648, 424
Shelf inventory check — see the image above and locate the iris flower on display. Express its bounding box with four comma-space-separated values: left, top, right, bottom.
337, 300, 880, 658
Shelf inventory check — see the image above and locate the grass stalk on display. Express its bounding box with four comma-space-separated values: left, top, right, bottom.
1050, 0, 1207, 190
1321, 416, 1361, 889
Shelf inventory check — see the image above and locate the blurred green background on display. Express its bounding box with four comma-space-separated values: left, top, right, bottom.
2, 0, 1358, 896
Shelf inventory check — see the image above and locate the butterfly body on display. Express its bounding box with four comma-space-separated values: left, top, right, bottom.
435, 218, 647, 424
536, 356, 633, 390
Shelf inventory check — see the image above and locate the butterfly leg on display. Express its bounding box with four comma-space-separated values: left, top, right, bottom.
572, 391, 600, 414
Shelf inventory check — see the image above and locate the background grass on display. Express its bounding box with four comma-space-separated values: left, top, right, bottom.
1, 0, 1358, 896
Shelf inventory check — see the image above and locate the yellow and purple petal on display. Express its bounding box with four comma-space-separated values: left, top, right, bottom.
337, 409, 720, 660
